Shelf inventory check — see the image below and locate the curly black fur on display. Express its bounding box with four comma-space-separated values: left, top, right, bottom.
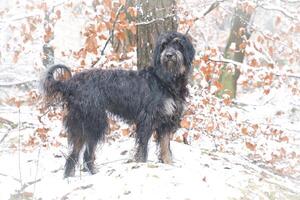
42, 32, 195, 178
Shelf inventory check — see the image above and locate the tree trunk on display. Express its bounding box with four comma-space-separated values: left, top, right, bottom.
217, 4, 253, 98
136, 0, 178, 69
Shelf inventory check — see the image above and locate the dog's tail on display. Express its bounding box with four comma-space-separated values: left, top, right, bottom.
42, 64, 72, 105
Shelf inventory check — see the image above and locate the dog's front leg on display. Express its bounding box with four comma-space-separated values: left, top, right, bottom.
157, 131, 172, 164
134, 118, 153, 162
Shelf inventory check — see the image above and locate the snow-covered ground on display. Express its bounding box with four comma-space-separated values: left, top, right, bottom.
1, 133, 299, 200
1, 0, 300, 199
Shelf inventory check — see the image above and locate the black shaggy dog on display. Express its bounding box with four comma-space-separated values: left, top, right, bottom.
42, 32, 195, 178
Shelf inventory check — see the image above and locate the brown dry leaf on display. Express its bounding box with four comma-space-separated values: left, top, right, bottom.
37, 127, 49, 142
239, 42, 247, 50
128, 7, 137, 17
256, 35, 264, 43
210, 48, 217, 56
241, 127, 248, 135
44, 25, 53, 43
263, 88, 270, 95
119, 12, 126, 22
183, 132, 189, 145
223, 98, 232, 106
239, 27, 246, 36
193, 133, 200, 140
250, 58, 258, 67
116, 31, 126, 41
128, 23, 136, 34
97, 22, 107, 32
25, 136, 37, 147
13, 51, 21, 63
103, 0, 112, 9
252, 124, 259, 130
85, 36, 98, 54
119, 0, 126, 5
180, 118, 190, 128
213, 81, 223, 90
56, 10, 61, 19
122, 128, 130, 136
245, 142, 256, 151
80, 59, 86, 67
23, 32, 33, 43
268, 47, 273, 57
175, 136, 182, 143
37, 2, 48, 12
275, 16, 281, 26
206, 123, 214, 133
279, 136, 289, 143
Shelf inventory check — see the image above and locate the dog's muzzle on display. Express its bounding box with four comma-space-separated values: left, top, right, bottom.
162, 50, 177, 64
161, 48, 185, 75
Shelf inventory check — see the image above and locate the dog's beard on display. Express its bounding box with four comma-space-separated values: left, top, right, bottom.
160, 50, 185, 76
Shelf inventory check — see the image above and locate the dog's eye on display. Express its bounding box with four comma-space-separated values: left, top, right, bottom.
161, 42, 167, 49
175, 42, 184, 51
173, 37, 181, 43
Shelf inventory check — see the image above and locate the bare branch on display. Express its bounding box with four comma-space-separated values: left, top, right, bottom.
203, 1, 224, 17
209, 57, 300, 79
273, 73, 300, 79
280, 0, 300, 4
0, 79, 37, 88
91, 5, 125, 68
0, 133, 8, 144
0, 116, 15, 127
100, 5, 124, 56
61, 184, 93, 199
0, 13, 41, 24
258, 4, 297, 21
136, 14, 176, 26
186, 0, 225, 34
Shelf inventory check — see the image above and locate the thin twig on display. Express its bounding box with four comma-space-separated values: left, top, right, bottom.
18, 107, 23, 191
91, 5, 124, 68
0, 0, 70, 24
20, 178, 42, 192
203, 1, 225, 17
209, 57, 300, 79
0, 79, 37, 87
136, 14, 176, 26
0, 116, 15, 127
280, 0, 300, 3
258, 4, 297, 21
0, 172, 20, 182
61, 184, 93, 200
32, 146, 41, 199
185, 0, 225, 35
0, 133, 8, 144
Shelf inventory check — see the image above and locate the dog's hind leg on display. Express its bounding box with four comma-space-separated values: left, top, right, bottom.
63, 111, 86, 178
83, 139, 98, 174
64, 133, 85, 178
83, 112, 107, 175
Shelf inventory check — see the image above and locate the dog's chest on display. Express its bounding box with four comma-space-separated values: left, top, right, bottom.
162, 98, 182, 117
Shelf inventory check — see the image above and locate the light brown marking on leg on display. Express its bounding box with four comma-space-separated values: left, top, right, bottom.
159, 133, 172, 164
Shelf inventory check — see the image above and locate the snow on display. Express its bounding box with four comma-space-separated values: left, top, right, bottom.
1, 0, 300, 199
1, 133, 299, 200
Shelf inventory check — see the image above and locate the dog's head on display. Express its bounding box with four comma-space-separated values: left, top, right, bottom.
153, 32, 195, 79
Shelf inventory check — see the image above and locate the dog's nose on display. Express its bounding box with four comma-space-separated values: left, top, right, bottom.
166, 52, 174, 59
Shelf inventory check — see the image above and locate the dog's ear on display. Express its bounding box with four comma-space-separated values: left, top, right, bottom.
153, 34, 166, 67
180, 35, 195, 67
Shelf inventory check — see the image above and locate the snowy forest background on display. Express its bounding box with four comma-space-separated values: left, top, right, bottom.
0, 0, 299, 199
